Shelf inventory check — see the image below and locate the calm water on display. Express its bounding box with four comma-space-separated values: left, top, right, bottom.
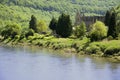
0, 46, 120, 80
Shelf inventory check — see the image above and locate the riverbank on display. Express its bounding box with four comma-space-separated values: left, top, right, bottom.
0, 34, 120, 62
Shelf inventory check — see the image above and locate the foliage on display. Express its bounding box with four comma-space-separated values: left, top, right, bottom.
0, 0, 119, 28
106, 5, 120, 38
108, 12, 117, 38
37, 20, 48, 33
107, 36, 113, 40
29, 15, 37, 32
104, 11, 111, 26
74, 21, 86, 38
89, 21, 107, 41
104, 46, 120, 55
25, 29, 34, 38
0, 24, 21, 39
56, 13, 72, 38
85, 40, 120, 56
49, 17, 57, 31
85, 45, 101, 54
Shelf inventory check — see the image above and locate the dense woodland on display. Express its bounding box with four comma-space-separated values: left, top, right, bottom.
0, 0, 120, 27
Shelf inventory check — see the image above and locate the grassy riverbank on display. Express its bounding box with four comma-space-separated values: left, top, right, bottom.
0, 34, 120, 62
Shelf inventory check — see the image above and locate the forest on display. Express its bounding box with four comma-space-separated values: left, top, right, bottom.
0, 0, 120, 27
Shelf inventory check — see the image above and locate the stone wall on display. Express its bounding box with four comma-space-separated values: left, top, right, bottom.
75, 12, 105, 28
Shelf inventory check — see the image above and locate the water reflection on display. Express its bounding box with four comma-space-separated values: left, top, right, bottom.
0, 46, 120, 80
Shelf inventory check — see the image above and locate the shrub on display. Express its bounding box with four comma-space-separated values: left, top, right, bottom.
116, 33, 120, 40
104, 46, 120, 55
1, 24, 21, 39
89, 21, 107, 41
107, 36, 113, 40
25, 29, 34, 38
14, 35, 20, 40
85, 45, 101, 54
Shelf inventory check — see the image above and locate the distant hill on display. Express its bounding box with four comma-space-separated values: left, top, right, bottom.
0, 0, 119, 27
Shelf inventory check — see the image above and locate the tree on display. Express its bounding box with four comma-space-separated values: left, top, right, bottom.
56, 13, 72, 38
74, 21, 86, 38
29, 15, 37, 32
49, 17, 57, 31
37, 20, 47, 33
116, 21, 120, 36
104, 11, 111, 26
107, 12, 117, 38
89, 21, 107, 41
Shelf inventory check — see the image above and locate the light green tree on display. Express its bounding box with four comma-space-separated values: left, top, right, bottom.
89, 21, 107, 41
37, 20, 47, 33
74, 21, 86, 38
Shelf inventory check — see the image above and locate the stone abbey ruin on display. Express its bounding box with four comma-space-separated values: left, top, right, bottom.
75, 12, 105, 28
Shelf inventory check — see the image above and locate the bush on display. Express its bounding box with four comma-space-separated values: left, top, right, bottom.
108, 36, 113, 40
116, 33, 120, 40
1, 24, 21, 39
85, 45, 101, 54
104, 46, 120, 55
14, 35, 20, 40
25, 29, 34, 38
89, 21, 107, 41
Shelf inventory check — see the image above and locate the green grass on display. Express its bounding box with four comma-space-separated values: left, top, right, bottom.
88, 40, 120, 55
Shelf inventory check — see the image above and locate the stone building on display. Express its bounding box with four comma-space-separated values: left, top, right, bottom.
75, 12, 105, 28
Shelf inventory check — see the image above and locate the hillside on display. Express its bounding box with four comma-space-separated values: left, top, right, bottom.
0, 0, 120, 27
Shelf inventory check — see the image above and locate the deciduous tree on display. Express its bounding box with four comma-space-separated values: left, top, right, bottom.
89, 21, 107, 41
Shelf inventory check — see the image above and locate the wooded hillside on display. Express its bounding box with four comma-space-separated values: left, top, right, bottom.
0, 0, 119, 27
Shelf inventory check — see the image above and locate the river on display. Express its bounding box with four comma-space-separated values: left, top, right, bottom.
0, 46, 120, 80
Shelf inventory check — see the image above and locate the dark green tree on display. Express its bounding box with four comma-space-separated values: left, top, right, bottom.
49, 17, 57, 31
56, 13, 72, 38
107, 12, 117, 38
29, 15, 37, 32
104, 11, 111, 26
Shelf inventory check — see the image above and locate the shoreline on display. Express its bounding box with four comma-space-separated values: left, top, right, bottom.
0, 37, 120, 63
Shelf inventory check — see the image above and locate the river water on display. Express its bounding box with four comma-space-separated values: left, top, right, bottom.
0, 46, 120, 80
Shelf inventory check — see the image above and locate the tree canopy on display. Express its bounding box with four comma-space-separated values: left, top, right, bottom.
49, 17, 57, 31
0, 24, 21, 39
29, 15, 37, 32
0, 0, 119, 27
56, 13, 72, 38
105, 5, 120, 38
89, 21, 107, 41
74, 21, 86, 38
